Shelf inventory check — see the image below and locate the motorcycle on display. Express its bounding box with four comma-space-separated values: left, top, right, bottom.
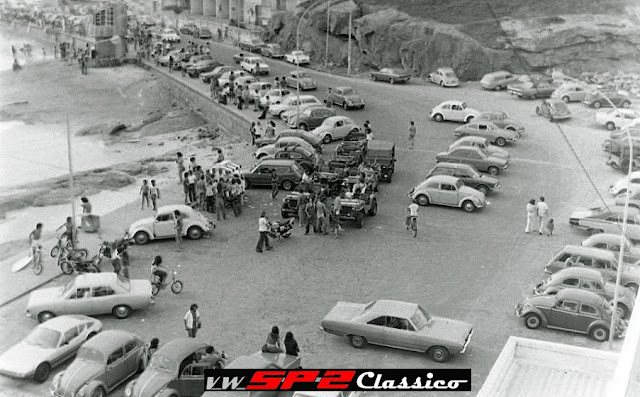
268, 218, 295, 241
112, 231, 134, 268
59, 241, 109, 275
151, 269, 183, 296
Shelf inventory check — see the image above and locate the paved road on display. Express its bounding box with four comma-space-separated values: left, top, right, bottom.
0, 35, 634, 397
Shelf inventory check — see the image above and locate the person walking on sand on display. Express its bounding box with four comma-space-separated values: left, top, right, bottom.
525, 198, 536, 233
536, 196, 550, 235
184, 304, 201, 338
140, 179, 151, 210
256, 211, 272, 253
150, 180, 160, 211
408, 121, 417, 149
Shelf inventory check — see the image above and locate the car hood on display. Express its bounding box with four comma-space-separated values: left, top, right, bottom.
297, 77, 315, 84
522, 295, 557, 310
130, 216, 154, 232
58, 359, 103, 394
603, 282, 635, 303
421, 317, 473, 345
478, 174, 500, 185
0, 342, 52, 376
130, 369, 175, 397
27, 286, 63, 308
486, 155, 508, 166
570, 208, 599, 220
343, 95, 363, 102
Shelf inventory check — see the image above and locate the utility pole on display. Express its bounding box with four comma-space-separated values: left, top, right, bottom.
237, 3, 241, 43
324, 0, 330, 67
347, 9, 352, 75
66, 113, 77, 248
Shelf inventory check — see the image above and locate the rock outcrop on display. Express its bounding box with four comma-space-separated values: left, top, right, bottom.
264, 0, 640, 81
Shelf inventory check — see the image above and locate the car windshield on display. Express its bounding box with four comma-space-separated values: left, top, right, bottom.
149, 354, 177, 373
445, 71, 456, 77
76, 347, 105, 364
411, 308, 431, 330
455, 180, 464, 189
553, 102, 569, 112
460, 102, 468, 109
390, 68, 404, 74
342, 88, 356, 95
62, 278, 77, 296
24, 327, 60, 348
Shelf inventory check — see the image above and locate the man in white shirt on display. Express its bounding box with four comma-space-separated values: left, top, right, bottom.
536, 196, 550, 235
184, 304, 200, 338
406, 202, 419, 229
256, 211, 272, 252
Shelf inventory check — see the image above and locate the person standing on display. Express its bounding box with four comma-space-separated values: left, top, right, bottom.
150, 180, 160, 211
324, 87, 333, 108
187, 171, 197, 203
525, 198, 536, 233
536, 196, 550, 235
271, 170, 279, 199
184, 304, 201, 338
196, 175, 206, 210
408, 121, 417, 149
183, 172, 191, 204
297, 190, 308, 227
215, 181, 226, 220
174, 210, 183, 251
216, 149, 225, 163
168, 55, 173, 72
250, 121, 257, 146
176, 152, 185, 183
140, 179, 151, 210
205, 180, 215, 213
304, 198, 318, 235
80, 196, 92, 214
284, 332, 300, 356
256, 211, 272, 253
316, 197, 328, 235
258, 96, 270, 119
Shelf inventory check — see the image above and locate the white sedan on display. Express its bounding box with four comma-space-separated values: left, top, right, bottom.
595, 109, 639, 130
259, 88, 292, 108
240, 56, 270, 75
310, 116, 362, 144
430, 100, 480, 123
128, 205, 214, 245
160, 28, 180, 42
285, 50, 310, 65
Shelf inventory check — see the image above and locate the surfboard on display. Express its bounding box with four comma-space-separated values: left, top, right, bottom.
11, 256, 33, 273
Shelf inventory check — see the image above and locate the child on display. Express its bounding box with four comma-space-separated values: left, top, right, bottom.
547, 218, 555, 236
140, 180, 150, 210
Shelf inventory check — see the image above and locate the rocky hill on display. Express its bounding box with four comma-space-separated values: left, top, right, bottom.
264, 0, 640, 80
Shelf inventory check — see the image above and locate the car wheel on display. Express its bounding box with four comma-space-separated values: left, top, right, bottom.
137, 358, 146, 373
562, 96, 570, 103
465, 115, 475, 123
87, 332, 97, 340
606, 122, 616, 130
244, 179, 252, 189
33, 362, 51, 383
349, 335, 367, 348
488, 166, 499, 175
593, 101, 602, 108
616, 303, 629, 319
495, 137, 507, 146
622, 101, 631, 109
476, 185, 489, 195
368, 200, 377, 216
389, 78, 395, 84
256, 153, 267, 159
355, 211, 365, 228
428, 346, 450, 363
299, 123, 309, 131
187, 226, 204, 240
590, 326, 609, 342
524, 313, 542, 329
416, 194, 429, 206
439, 81, 444, 87
536, 106, 542, 115
112, 305, 132, 319
495, 85, 503, 91
90, 387, 106, 397
322, 134, 332, 144
38, 311, 55, 323
134, 231, 150, 245
281, 180, 294, 191
462, 200, 476, 213
433, 113, 444, 122
626, 283, 639, 295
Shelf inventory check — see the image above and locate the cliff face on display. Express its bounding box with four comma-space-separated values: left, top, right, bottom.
264, 0, 640, 81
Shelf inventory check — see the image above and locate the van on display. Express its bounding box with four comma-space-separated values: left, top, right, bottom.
480, 71, 519, 91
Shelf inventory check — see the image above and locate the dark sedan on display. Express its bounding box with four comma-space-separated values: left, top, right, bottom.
187, 59, 222, 78
370, 68, 411, 84
200, 65, 236, 83
436, 146, 509, 175
255, 129, 324, 149
507, 80, 556, 99
238, 38, 265, 53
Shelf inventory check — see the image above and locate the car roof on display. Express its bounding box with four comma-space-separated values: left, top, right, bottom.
556, 288, 606, 305
545, 98, 567, 106
336, 86, 354, 91
604, 206, 640, 216
554, 267, 604, 280
367, 300, 418, 319
227, 352, 299, 369
72, 272, 120, 287
455, 136, 490, 144
439, 100, 463, 106
323, 115, 350, 123
157, 204, 195, 215
583, 233, 631, 246
41, 315, 95, 332
560, 245, 617, 260
425, 175, 460, 184
433, 162, 474, 171
437, 67, 455, 72
156, 338, 207, 359
484, 70, 512, 77
256, 158, 299, 166
479, 111, 506, 118
83, 330, 139, 351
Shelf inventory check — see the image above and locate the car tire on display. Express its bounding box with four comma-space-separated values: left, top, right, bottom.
465, 115, 475, 123
371, 75, 377, 81
112, 305, 132, 319
137, 358, 146, 374
433, 113, 444, 122
389, 78, 395, 84
439, 81, 444, 87
593, 101, 602, 108
616, 303, 629, 319
524, 313, 542, 329
281, 180, 294, 191
495, 137, 507, 147
90, 387, 106, 397
488, 166, 499, 175
428, 346, 450, 363
536, 107, 542, 115
495, 85, 503, 91
590, 326, 609, 342
322, 134, 332, 144
562, 96, 570, 103
134, 231, 150, 245
462, 200, 476, 213
626, 283, 639, 295
368, 200, 377, 216
622, 101, 631, 109
33, 362, 51, 383
244, 179, 252, 189
476, 185, 489, 195
38, 311, 55, 323
355, 212, 365, 228
349, 335, 367, 349
416, 194, 430, 206
299, 123, 309, 131
187, 226, 204, 240
606, 122, 616, 130
87, 332, 97, 340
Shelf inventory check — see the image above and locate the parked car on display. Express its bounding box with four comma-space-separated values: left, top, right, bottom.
255, 137, 315, 158
26, 273, 153, 323
0, 315, 102, 382
160, 28, 180, 42
581, 233, 640, 264
453, 121, 519, 146
609, 171, 640, 195
436, 146, 509, 175
515, 289, 625, 342
232, 75, 258, 89
370, 67, 411, 84
288, 106, 336, 130
232, 52, 247, 63
583, 90, 632, 109
156, 50, 179, 66
428, 67, 460, 87
309, 116, 361, 144
595, 109, 640, 131
570, 205, 640, 242
261, 43, 284, 58
508, 79, 555, 99
269, 95, 323, 118
179, 23, 197, 35
475, 111, 525, 133
194, 27, 212, 39
129, 205, 213, 245
186, 59, 221, 77
170, 52, 191, 70
430, 100, 480, 123
255, 129, 323, 148
606, 128, 640, 151
285, 50, 310, 65
50, 330, 146, 397
200, 65, 236, 83
242, 159, 303, 191
181, 54, 212, 73
216, 70, 246, 87
281, 103, 325, 123
266, 146, 317, 173
534, 267, 636, 319
543, 244, 640, 293
409, 175, 487, 212
480, 70, 519, 90
325, 86, 365, 109
449, 136, 510, 160
536, 98, 572, 121
615, 191, 640, 210
321, 299, 473, 363
259, 88, 292, 107
244, 81, 272, 103
426, 163, 500, 195
124, 338, 217, 397
240, 56, 269, 75
239, 38, 265, 52
552, 83, 593, 103
283, 70, 317, 90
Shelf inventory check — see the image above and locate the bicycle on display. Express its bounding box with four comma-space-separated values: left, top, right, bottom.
50, 234, 88, 259
409, 216, 418, 238
31, 246, 43, 275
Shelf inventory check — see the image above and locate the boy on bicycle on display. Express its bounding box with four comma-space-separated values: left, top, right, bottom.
406, 202, 419, 229
29, 223, 44, 257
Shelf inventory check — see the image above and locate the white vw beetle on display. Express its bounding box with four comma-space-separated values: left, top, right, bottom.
128, 205, 213, 245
